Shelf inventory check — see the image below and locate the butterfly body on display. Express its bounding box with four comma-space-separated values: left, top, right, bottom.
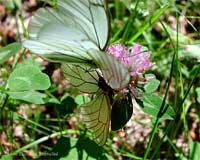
98, 76, 114, 100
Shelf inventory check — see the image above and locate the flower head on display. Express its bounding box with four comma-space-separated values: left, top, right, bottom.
107, 43, 154, 77
128, 44, 154, 77
107, 43, 155, 98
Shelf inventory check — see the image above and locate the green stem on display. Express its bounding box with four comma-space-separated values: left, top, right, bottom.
166, 12, 180, 158
150, 68, 199, 159
128, 5, 168, 44
11, 130, 79, 155
174, 12, 179, 112
143, 118, 159, 160
143, 20, 177, 159
121, 0, 139, 44
19, 14, 29, 39
15, 113, 52, 132
157, 22, 176, 118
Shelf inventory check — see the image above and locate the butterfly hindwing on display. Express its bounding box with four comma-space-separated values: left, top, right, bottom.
62, 64, 110, 145
61, 64, 100, 94
111, 92, 133, 131
81, 91, 111, 146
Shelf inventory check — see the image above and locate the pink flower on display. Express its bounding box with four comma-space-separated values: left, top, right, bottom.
106, 43, 155, 98
129, 44, 154, 77
107, 43, 154, 77
106, 43, 130, 67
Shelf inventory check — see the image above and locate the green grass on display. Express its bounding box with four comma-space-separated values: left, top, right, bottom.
0, 0, 200, 159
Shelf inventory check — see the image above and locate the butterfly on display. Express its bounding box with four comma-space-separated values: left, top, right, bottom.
23, 0, 133, 146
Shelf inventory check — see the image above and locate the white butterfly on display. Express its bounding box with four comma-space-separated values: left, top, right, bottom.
23, 0, 131, 146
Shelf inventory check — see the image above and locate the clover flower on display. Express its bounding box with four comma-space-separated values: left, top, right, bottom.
107, 43, 154, 98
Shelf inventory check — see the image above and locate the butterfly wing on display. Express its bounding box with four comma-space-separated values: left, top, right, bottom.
81, 91, 110, 146
88, 49, 130, 90
111, 92, 133, 131
23, 0, 130, 89
55, 0, 109, 50
23, 0, 131, 145
62, 64, 110, 145
23, 0, 109, 65
61, 64, 99, 94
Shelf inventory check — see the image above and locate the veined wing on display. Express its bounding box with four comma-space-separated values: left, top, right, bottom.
23, 40, 94, 65
88, 49, 130, 90
56, 0, 109, 50
61, 64, 99, 94
23, 0, 109, 64
111, 92, 133, 131
62, 64, 111, 145
81, 91, 110, 146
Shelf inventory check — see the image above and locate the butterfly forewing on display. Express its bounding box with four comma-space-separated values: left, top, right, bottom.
88, 0, 109, 49
57, 0, 109, 50
23, 0, 109, 64
23, 40, 95, 65
81, 91, 110, 146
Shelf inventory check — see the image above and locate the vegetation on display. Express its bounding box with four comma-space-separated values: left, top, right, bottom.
0, 0, 200, 159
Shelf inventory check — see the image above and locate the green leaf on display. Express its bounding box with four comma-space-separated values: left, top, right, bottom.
0, 42, 21, 65
195, 87, 200, 103
56, 95, 77, 116
138, 93, 175, 120
49, 136, 113, 160
45, 97, 60, 104
1, 155, 13, 160
13, 0, 22, 9
7, 63, 50, 104
128, 5, 168, 43
7, 90, 46, 104
144, 79, 160, 93
190, 141, 200, 160
51, 137, 75, 159
21, 57, 42, 69
8, 64, 50, 91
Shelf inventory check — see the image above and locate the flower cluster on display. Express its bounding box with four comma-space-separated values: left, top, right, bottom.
107, 43, 154, 98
